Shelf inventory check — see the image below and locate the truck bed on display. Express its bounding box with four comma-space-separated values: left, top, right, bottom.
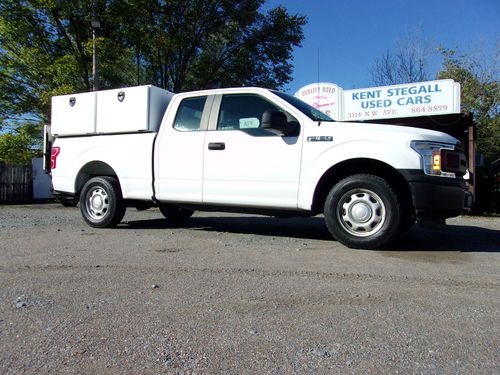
51, 132, 157, 200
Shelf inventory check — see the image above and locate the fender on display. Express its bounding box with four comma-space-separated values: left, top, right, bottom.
297, 138, 419, 210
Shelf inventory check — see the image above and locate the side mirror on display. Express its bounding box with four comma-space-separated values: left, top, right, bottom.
262, 110, 288, 135
284, 121, 300, 137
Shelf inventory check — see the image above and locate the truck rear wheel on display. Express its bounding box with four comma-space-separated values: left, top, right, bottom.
80, 176, 126, 228
159, 205, 194, 222
324, 174, 401, 249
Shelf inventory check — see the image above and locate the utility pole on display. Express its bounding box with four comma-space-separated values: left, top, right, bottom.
91, 0, 100, 91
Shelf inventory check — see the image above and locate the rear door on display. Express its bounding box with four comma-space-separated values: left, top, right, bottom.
155, 95, 212, 203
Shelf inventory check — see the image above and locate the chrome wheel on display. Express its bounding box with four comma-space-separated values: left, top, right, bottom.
324, 174, 401, 249
85, 186, 110, 220
79, 176, 125, 228
337, 188, 386, 237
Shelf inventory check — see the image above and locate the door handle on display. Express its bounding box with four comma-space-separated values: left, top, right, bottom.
208, 142, 225, 150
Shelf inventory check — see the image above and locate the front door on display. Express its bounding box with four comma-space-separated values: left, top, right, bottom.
203, 93, 302, 209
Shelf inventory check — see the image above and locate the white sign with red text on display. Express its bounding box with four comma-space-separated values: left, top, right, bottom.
294, 80, 461, 121
293, 82, 341, 120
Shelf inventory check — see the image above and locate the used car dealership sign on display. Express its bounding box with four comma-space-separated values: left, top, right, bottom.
294, 82, 341, 120
294, 79, 461, 121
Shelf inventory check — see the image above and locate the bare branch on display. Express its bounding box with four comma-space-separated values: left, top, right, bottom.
370, 27, 431, 86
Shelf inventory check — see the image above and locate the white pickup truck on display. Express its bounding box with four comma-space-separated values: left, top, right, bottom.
45, 85, 472, 249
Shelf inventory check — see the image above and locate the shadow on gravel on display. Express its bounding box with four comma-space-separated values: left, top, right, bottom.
385, 225, 500, 253
121, 215, 499, 252
121, 216, 332, 241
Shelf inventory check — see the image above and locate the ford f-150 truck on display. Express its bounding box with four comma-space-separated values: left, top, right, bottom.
45, 85, 472, 249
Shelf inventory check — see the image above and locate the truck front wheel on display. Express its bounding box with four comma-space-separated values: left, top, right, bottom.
80, 176, 126, 228
324, 174, 401, 249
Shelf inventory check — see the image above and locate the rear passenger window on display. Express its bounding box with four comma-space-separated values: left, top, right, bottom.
174, 96, 207, 131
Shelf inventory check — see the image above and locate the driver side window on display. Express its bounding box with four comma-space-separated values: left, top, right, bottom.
217, 94, 296, 135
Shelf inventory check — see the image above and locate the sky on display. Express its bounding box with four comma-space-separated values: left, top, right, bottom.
264, 0, 499, 94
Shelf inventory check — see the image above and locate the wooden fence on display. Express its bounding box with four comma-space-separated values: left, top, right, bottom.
0, 162, 32, 203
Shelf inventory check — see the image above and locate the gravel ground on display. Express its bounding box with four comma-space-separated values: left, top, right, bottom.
0, 204, 499, 374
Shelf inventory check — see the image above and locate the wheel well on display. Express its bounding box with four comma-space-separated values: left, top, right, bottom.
75, 161, 118, 195
312, 158, 414, 214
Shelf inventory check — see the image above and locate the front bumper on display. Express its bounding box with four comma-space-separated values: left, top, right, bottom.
399, 169, 473, 219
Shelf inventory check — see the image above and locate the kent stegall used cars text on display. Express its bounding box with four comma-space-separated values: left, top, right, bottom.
351, 83, 443, 109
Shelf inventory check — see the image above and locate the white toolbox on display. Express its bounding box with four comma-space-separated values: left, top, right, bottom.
95, 85, 173, 133
51, 85, 173, 136
51, 92, 97, 136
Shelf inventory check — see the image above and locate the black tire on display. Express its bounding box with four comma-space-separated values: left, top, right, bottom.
159, 204, 194, 222
324, 174, 401, 249
79, 176, 126, 228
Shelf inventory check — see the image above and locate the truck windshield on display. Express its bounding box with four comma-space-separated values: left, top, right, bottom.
272, 91, 335, 122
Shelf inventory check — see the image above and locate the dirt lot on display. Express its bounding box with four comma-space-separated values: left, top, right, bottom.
0, 204, 499, 374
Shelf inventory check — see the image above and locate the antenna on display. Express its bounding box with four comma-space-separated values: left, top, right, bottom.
317, 45, 320, 108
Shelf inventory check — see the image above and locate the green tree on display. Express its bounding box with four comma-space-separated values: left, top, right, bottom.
0, 0, 306, 165
113, 0, 306, 92
437, 46, 500, 213
0, 122, 41, 165
437, 47, 499, 163
0, 0, 138, 165
0, 0, 136, 125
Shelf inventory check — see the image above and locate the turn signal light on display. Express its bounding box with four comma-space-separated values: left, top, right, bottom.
432, 151, 441, 171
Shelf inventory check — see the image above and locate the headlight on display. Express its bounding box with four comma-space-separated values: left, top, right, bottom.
411, 141, 456, 178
